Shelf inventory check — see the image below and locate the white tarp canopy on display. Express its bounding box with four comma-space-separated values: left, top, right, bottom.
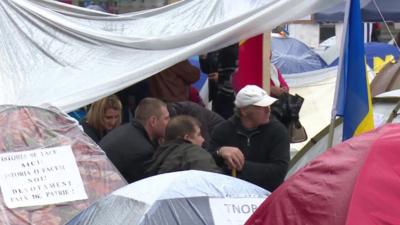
0, 0, 341, 112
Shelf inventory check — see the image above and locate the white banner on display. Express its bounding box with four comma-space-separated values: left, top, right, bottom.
209, 198, 265, 225
0, 146, 87, 208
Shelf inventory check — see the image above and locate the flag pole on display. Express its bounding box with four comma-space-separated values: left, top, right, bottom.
329, 0, 374, 147
328, 0, 351, 148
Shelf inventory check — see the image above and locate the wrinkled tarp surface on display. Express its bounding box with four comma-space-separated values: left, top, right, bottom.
66, 170, 269, 225
0, 105, 127, 225
246, 124, 400, 225
0, 0, 340, 112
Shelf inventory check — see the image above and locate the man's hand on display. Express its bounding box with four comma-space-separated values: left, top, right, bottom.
208, 72, 219, 81
270, 86, 287, 97
218, 146, 245, 171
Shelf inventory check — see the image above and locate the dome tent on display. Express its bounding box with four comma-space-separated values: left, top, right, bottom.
66, 170, 269, 225
246, 124, 400, 225
271, 36, 327, 74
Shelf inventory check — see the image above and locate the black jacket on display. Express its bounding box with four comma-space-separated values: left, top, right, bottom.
167, 101, 225, 149
209, 116, 290, 191
99, 119, 157, 183
146, 139, 221, 175
80, 120, 104, 143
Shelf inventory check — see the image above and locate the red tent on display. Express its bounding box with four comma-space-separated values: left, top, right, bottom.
245, 124, 400, 225
0, 106, 126, 225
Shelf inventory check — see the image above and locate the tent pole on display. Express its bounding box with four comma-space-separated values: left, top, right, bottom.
327, 116, 336, 148
262, 32, 271, 94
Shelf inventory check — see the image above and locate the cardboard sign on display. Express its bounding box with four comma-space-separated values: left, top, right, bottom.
209, 197, 265, 225
0, 146, 87, 208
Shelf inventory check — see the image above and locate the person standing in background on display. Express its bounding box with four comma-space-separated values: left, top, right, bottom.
270, 62, 289, 98
148, 60, 200, 102
199, 44, 238, 119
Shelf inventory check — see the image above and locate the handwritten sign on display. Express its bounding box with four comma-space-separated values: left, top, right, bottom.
209, 198, 265, 225
0, 146, 87, 208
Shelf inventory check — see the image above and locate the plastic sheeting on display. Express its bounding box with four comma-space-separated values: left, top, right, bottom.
0, 0, 341, 112
245, 124, 400, 225
0, 105, 127, 225
272, 36, 327, 74
66, 170, 269, 225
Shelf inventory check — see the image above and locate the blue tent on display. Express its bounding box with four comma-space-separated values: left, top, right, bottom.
365, 42, 400, 68
271, 37, 327, 74
329, 42, 400, 68
314, 0, 400, 22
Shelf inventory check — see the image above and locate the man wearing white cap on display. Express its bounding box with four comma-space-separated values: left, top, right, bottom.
209, 85, 290, 191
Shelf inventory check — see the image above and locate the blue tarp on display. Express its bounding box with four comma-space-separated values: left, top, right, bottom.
189, 56, 208, 91
365, 42, 400, 68
272, 37, 327, 74
314, 0, 400, 22
329, 42, 400, 68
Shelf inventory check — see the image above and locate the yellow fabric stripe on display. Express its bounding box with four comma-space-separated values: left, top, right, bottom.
373, 55, 395, 74
354, 64, 374, 136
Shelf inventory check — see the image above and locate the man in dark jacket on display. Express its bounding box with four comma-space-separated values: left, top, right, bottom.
209, 85, 290, 191
99, 98, 170, 183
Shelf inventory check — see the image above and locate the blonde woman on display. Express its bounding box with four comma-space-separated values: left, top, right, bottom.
82, 95, 122, 143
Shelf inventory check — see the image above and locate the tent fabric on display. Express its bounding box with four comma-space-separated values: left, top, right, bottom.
271, 36, 327, 74
66, 170, 269, 225
371, 61, 400, 96
287, 94, 400, 179
0, 105, 127, 225
0, 0, 341, 112
284, 67, 338, 151
314, 0, 400, 22
245, 124, 400, 225
316, 41, 400, 71
364, 42, 400, 73
285, 65, 375, 151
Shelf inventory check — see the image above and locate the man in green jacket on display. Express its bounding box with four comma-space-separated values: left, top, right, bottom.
146, 115, 221, 175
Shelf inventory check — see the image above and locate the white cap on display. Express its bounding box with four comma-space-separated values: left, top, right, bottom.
234, 85, 277, 108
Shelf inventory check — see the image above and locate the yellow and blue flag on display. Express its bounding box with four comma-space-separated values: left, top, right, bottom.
333, 0, 374, 141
